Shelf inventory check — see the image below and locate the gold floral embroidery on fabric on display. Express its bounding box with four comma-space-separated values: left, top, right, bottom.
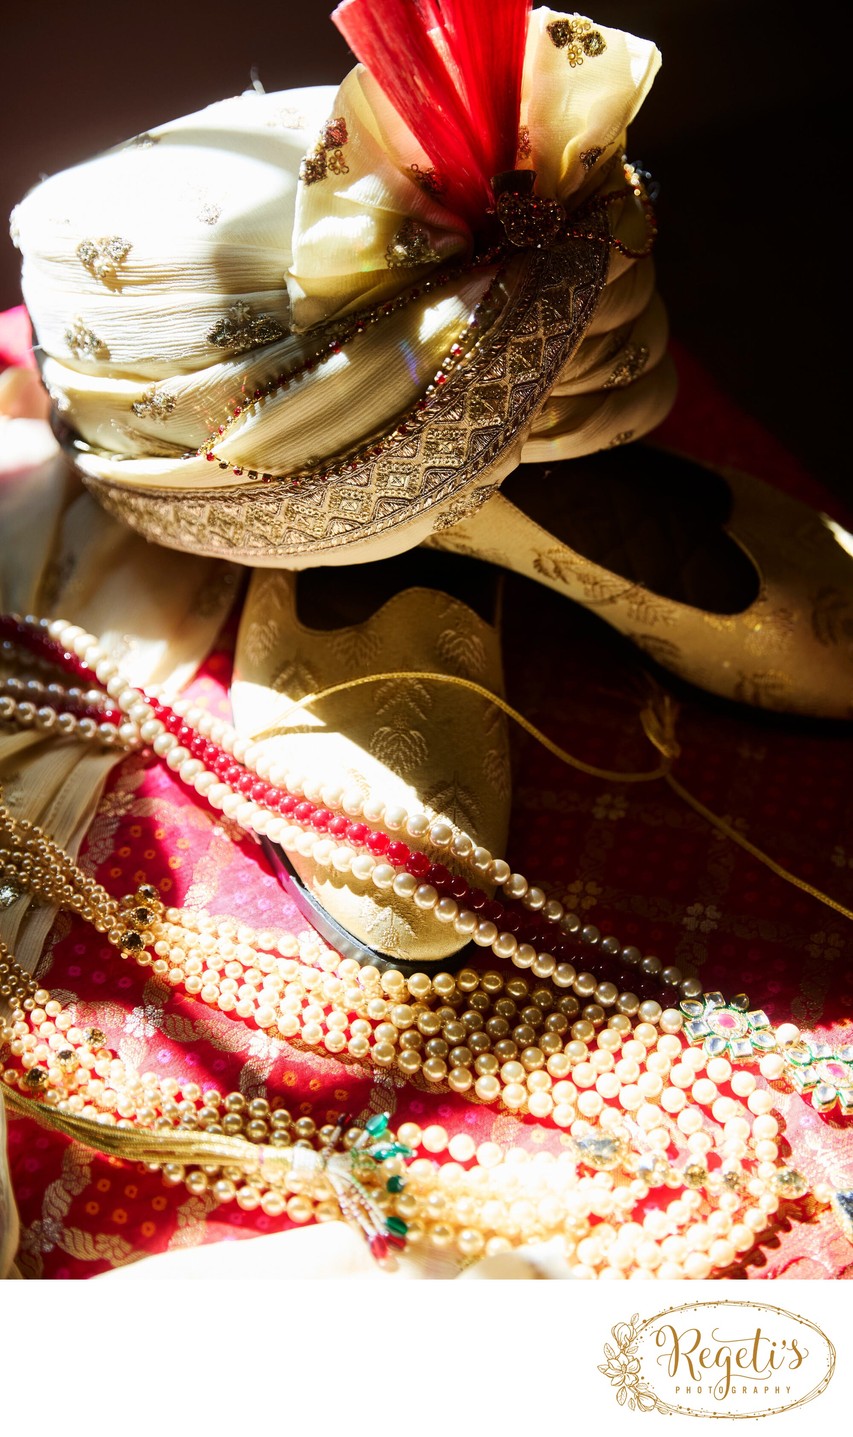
131, 388, 177, 420
683, 902, 722, 934
592, 791, 628, 821
793, 930, 844, 1028
299, 116, 350, 184
77, 236, 132, 285
604, 343, 650, 389
206, 302, 285, 353
564, 876, 602, 911
166, 1192, 221, 1251
64, 317, 109, 359
265, 106, 310, 130
384, 219, 442, 269
197, 202, 222, 226
580, 146, 604, 171
16, 1142, 138, 1278
546, 17, 607, 65
517, 126, 532, 161
407, 163, 446, 196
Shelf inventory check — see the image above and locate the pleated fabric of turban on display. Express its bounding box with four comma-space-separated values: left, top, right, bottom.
12, 6, 675, 566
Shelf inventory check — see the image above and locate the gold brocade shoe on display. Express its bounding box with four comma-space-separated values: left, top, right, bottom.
430, 443, 853, 718
230, 551, 511, 969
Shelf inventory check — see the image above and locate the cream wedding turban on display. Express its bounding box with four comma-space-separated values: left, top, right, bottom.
12, 3, 675, 566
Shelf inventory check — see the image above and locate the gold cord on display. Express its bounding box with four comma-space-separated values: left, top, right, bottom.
252, 670, 851, 924
251, 671, 678, 783
663, 773, 853, 924
0, 1083, 292, 1172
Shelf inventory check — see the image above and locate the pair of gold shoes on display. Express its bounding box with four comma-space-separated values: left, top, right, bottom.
232, 441, 853, 970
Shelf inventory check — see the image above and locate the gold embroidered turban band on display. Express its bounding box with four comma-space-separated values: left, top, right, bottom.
12, 2, 675, 566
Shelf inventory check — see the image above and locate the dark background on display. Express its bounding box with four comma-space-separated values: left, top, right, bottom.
1, 1, 846, 504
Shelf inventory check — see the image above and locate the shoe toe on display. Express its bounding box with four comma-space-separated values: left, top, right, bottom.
232, 568, 511, 965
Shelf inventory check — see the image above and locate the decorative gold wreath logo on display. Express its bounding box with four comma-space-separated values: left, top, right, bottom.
599, 1302, 836, 1420
598, 1316, 671, 1414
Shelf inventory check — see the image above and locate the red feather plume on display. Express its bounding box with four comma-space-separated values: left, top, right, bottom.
332, 0, 531, 231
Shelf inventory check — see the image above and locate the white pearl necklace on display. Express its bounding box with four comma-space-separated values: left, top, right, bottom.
4, 614, 699, 999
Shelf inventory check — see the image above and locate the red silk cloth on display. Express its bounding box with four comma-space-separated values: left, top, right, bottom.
3, 315, 852, 1279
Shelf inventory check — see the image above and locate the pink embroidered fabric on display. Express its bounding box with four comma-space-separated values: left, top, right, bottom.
2, 314, 852, 1278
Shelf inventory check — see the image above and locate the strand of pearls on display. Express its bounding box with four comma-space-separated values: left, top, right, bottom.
0, 807, 838, 1277
0, 937, 832, 1277
0, 816, 683, 1121
0, 957, 390, 1229
0, 677, 136, 750
383, 1103, 830, 1278
0, 614, 696, 1004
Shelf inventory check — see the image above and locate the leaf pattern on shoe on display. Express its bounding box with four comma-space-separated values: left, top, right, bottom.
812, 587, 853, 647
329, 625, 382, 672
363, 901, 415, 951
733, 671, 792, 707
483, 745, 511, 799
241, 616, 281, 664
435, 626, 487, 677
481, 700, 505, 737
532, 549, 628, 602
622, 586, 677, 626
369, 721, 429, 775
421, 773, 481, 834
626, 633, 682, 670
271, 654, 320, 700
742, 606, 797, 656
375, 678, 434, 719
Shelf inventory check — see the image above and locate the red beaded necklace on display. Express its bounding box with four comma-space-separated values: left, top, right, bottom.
0, 611, 671, 1002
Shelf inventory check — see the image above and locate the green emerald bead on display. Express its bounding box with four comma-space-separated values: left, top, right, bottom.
386, 1176, 405, 1194
365, 1113, 389, 1137
386, 1215, 408, 1236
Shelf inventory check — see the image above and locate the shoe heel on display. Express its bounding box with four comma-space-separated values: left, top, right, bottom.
260, 837, 474, 976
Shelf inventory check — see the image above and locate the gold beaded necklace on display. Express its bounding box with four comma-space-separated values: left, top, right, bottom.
2, 791, 851, 1276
